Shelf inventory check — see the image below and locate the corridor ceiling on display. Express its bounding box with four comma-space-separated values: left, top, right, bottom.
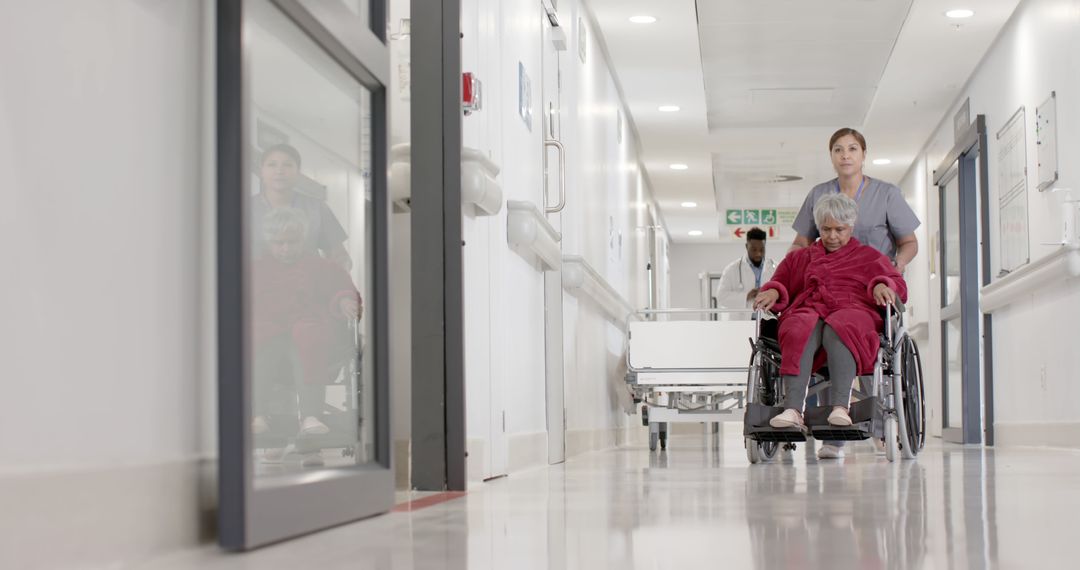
585, 0, 1022, 242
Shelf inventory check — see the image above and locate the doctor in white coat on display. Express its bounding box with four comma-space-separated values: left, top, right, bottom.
715, 227, 777, 313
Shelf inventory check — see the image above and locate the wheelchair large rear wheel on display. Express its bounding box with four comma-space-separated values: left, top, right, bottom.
745, 345, 781, 464
900, 337, 926, 454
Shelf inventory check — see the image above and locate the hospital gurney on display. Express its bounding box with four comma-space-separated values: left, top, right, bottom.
624, 309, 757, 451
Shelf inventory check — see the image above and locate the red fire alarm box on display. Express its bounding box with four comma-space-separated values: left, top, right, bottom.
463, 72, 483, 115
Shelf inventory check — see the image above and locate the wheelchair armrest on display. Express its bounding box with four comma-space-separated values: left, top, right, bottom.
877, 300, 905, 319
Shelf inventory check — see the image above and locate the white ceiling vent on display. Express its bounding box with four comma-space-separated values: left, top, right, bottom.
750, 88, 834, 106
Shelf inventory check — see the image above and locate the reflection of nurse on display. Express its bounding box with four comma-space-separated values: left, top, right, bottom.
790, 128, 920, 273
253, 144, 351, 270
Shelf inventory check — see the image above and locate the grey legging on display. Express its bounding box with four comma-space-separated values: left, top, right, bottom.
782, 319, 857, 414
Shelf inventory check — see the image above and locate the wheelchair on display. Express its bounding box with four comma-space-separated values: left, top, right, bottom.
742, 304, 925, 463
253, 318, 367, 464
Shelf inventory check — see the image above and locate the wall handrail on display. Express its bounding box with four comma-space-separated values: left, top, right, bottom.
506, 200, 562, 270
561, 255, 635, 327
980, 245, 1080, 313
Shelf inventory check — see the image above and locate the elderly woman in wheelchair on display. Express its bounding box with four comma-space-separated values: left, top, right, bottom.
751, 193, 907, 439
251, 207, 363, 450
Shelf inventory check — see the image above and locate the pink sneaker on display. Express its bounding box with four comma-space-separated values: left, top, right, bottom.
769, 409, 804, 428
827, 407, 853, 426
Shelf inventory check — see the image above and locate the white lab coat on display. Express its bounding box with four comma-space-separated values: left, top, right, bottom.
714, 256, 778, 316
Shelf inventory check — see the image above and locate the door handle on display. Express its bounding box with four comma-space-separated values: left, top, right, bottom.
544, 139, 566, 213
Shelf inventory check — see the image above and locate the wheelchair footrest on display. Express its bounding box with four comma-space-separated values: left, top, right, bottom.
805, 398, 883, 441
743, 403, 808, 442
809, 423, 873, 441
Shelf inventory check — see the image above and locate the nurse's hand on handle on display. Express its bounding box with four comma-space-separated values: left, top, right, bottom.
872, 283, 898, 307
753, 289, 780, 312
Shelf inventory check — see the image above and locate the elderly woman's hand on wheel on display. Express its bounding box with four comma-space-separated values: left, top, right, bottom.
753, 289, 780, 312
873, 283, 898, 307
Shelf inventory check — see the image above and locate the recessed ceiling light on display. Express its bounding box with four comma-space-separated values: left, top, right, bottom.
681, 202, 698, 208
688, 230, 703, 237
945, 9, 974, 19
659, 105, 680, 112
670, 163, 689, 170
629, 15, 657, 24
873, 158, 892, 166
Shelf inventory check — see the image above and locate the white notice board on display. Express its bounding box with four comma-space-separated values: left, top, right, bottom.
1036, 92, 1059, 191
996, 106, 1030, 273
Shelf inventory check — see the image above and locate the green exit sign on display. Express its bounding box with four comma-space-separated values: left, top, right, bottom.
726, 209, 778, 226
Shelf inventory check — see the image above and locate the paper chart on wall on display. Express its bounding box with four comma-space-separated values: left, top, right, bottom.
1036, 92, 1059, 191
995, 106, 1030, 273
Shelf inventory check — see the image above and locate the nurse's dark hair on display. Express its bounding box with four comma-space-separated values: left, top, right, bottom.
828, 128, 867, 151
260, 143, 302, 168
747, 227, 767, 242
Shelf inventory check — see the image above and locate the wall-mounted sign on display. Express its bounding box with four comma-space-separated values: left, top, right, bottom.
953, 98, 971, 143
1036, 91, 1058, 191
732, 226, 777, 239
726, 209, 778, 226
996, 106, 1029, 273
577, 17, 587, 63
518, 62, 533, 131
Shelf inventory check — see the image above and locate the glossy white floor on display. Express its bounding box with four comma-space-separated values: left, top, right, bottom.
148, 429, 1080, 569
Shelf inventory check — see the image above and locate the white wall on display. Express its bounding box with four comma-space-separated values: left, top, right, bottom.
900, 0, 1080, 446
0, 1, 209, 566
458, 0, 663, 480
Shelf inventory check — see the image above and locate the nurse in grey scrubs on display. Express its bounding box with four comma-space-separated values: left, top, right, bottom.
790, 128, 920, 272
253, 143, 352, 270
789, 127, 921, 460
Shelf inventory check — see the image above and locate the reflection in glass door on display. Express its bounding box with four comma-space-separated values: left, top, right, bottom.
218, 0, 392, 550
941, 173, 964, 438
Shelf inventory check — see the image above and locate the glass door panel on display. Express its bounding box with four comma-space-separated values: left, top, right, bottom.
943, 175, 962, 306
219, 0, 392, 550
249, 0, 377, 480
944, 318, 963, 429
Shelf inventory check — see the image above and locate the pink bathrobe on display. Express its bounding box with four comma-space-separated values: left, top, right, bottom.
252, 254, 360, 385
761, 238, 907, 376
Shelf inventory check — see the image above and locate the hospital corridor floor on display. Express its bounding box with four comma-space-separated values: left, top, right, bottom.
149, 430, 1080, 569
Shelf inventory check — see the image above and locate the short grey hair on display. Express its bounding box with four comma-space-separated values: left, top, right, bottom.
813, 193, 859, 229
262, 207, 309, 239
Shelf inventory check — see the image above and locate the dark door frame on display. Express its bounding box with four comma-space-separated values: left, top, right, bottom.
217, 0, 393, 550
933, 114, 994, 445
409, 0, 467, 491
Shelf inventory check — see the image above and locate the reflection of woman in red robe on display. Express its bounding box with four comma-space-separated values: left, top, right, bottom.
251, 207, 361, 436
754, 194, 906, 430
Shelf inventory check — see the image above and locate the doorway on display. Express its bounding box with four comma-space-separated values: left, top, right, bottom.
933, 115, 994, 445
